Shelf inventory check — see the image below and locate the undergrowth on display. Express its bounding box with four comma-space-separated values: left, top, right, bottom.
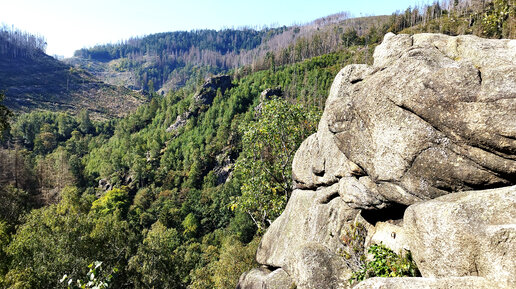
340, 222, 420, 286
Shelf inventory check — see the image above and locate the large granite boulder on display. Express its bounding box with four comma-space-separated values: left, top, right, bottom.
404, 185, 516, 284
237, 267, 293, 289
238, 33, 516, 289
326, 33, 516, 207
256, 184, 358, 275
353, 276, 509, 289
292, 112, 365, 190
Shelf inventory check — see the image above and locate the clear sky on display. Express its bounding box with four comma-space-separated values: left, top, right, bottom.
0, 0, 429, 57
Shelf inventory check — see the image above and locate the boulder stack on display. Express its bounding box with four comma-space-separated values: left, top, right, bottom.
238, 33, 516, 289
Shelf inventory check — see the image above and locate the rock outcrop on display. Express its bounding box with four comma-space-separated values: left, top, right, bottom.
238, 33, 516, 289
326, 33, 516, 207
404, 186, 516, 284
353, 276, 510, 289
193, 75, 232, 106
255, 87, 283, 114
166, 75, 232, 132
237, 267, 293, 289
166, 111, 193, 132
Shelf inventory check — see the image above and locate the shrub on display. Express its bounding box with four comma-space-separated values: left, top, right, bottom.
350, 244, 420, 285
340, 222, 368, 272
231, 97, 320, 232
91, 187, 129, 216
339, 222, 420, 285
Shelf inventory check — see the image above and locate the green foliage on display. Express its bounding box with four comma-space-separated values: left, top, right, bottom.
75, 28, 286, 61
182, 212, 199, 237
4, 187, 136, 288
5, 190, 91, 288
0, 220, 9, 286
78, 110, 94, 135
350, 244, 420, 285
232, 98, 320, 232
73, 28, 288, 92
0, 43, 370, 287
0, 25, 392, 288
187, 233, 259, 289
227, 210, 256, 243
128, 221, 181, 288
91, 187, 129, 216
1, 4, 514, 288
481, 0, 515, 37
60, 261, 117, 289
211, 236, 260, 289
9, 110, 108, 152
339, 222, 420, 285
0, 185, 31, 225
399, 0, 515, 39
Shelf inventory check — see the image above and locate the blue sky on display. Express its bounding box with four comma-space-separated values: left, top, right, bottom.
0, 0, 429, 57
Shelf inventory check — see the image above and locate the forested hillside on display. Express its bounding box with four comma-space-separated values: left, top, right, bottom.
0, 0, 514, 288
0, 44, 375, 288
66, 14, 389, 94
69, 0, 515, 97
0, 25, 145, 119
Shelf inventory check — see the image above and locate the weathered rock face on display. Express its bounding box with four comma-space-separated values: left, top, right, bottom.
256, 186, 359, 267
325, 33, 516, 207
353, 276, 510, 289
238, 33, 516, 289
255, 187, 359, 288
237, 267, 293, 289
292, 113, 363, 190
404, 186, 516, 283
193, 75, 232, 106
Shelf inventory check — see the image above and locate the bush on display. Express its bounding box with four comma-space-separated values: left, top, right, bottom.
350, 244, 420, 285
340, 222, 367, 272
212, 236, 260, 289
91, 187, 129, 216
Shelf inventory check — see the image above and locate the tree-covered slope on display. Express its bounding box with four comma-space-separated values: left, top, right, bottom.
0, 1, 513, 288
66, 27, 289, 93
0, 26, 146, 119
0, 43, 376, 288
68, 0, 515, 99
66, 14, 390, 94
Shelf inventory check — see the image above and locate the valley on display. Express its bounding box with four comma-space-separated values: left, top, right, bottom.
0, 1, 514, 288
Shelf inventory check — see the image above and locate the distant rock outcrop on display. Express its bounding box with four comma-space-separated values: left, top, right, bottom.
166, 75, 232, 132
260, 87, 283, 102
166, 111, 193, 132
254, 87, 283, 115
238, 33, 516, 289
193, 75, 232, 106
